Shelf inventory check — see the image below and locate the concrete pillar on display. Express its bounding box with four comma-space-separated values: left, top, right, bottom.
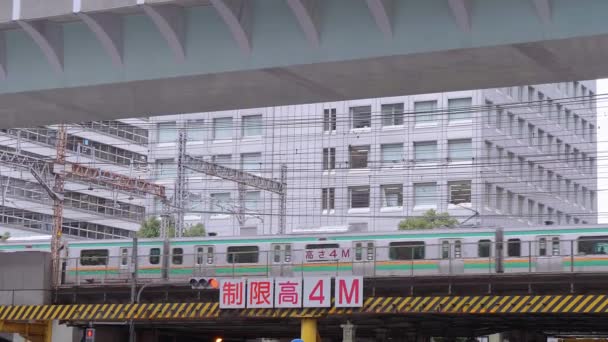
301, 318, 317, 342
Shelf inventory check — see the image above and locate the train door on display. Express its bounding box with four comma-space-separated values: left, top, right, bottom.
119, 247, 132, 278
270, 244, 293, 277
439, 239, 464, 274
535, 236, 562, 272
194, 246, 215, 277
352, 241, 375, 276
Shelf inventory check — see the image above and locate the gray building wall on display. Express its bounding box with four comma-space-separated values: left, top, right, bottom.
149, 81, 597, 236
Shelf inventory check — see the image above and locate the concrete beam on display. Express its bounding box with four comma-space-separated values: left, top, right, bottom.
138, 1, 186, 62
210, 0, 252, 53
74, 5, 124, 67
286, 0, 320, 48
16, 20, 63, 73
532, 0, 551, 25
448, 0, 471, 32
15, 0, 72, 20
365, 0, 392, 38
0, 33, 5, 80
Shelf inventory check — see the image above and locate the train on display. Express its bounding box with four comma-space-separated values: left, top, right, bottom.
2, 224, 608, 285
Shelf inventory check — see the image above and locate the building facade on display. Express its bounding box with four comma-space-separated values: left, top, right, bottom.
0, 119, 150, 239
149, 81, 598, 236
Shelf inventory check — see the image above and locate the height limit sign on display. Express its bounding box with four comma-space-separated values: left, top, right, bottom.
219, 276, 364, 309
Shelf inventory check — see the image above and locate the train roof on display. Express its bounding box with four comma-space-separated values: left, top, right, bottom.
2, 225, 608, 250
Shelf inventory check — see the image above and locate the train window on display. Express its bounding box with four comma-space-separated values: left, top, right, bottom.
196, 248, 204, 265
552, 237, 560, 256
441, 241, 449, 259
578, 236, 608, 255
149, 248, 161, 265
285, 245, 291, 262
355, 243, 363, 261
273, 245, 281, 263
80, 249, 108, 266
207, 247, 214, 264
305, 243, 340, 249
227, 246, 259, 263
539, 238, 547, 256
507, 239, 521, 257
454, 240, 462, 258
120, 248, 129, 266
478, 240, 491, 257
389, 241, 425, 260
172, 248, 183, 265
367, 242, 374, 261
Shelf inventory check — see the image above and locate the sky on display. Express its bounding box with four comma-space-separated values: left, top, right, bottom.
597, 79, 608, 223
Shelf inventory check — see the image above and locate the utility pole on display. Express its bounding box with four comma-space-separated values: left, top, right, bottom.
51, 124, 67, 288
279, 164, 287, 234
174, 126, 187, 237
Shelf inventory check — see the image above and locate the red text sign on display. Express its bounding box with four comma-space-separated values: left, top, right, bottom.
219, 279, 246, 308
334, 276, 363, 307
247, 278, 274, 308
303, 277, 331, 307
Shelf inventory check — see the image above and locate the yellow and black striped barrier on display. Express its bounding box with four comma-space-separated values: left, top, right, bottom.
1, 295, 608, 322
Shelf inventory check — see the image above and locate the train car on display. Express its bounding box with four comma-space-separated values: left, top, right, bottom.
47, 224, 608, 286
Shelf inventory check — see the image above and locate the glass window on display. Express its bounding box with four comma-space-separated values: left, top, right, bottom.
454, 240, 462, 258
186, 119, 204, 141
323, 148, 336, 170
120, 248, 129, 266
172, 248, 183, 265
448, 180, 471, 205
349, 186, 370, 208
241, 153, 262, 173
389, 241, 425, 260
414, 141, 438, 163
441, 241, 450, 259
322, 188, 335, 211
539, 238, 547, 256
381, 144, 403, 165
227, 246, 259, 263
156, 158, 175, 179
245, 191, 260, 210
478, 240, 491, 258
381, 185, 403, 207
212, 154, 232, 167
157, 122, 177, 143
350, 106, 372, 129
448, 139, 472, 161
305, 243, 340, 249
323, 108, 337, 132
552, 238, 560, 256
381, 103, 404, 126
414, 100, 437, 125
273, 245, 281, 263
242, 115, 263, 137
149, 248, 161, 265
578, 236, 608, 255
507, 239, 521, 257
414, 182, 437, 206
80, 249, 109, 266
213, 117, 233, 140
448, 97, 472, 122
349, 145, 369, 169
210, 193, 230, 213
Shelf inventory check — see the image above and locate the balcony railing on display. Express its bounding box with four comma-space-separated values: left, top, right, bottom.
81, 121, 148, 145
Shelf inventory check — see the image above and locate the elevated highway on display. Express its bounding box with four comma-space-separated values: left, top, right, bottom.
0, 0, 606, 126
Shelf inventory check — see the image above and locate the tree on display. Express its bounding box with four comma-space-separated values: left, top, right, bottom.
138, 217, 205, 238
183, 223, 206, 237
398, 209, 459, 230
0, 232, 10, 241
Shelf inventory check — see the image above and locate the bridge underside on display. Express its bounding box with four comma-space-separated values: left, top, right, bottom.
3, 33, 606, 128
1, 0, 608, 127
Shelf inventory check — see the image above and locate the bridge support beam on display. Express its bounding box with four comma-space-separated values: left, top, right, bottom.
300, 318, 318, 342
